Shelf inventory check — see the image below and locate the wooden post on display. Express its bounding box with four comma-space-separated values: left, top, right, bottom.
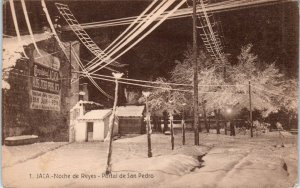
69, 42, 72, 89
163, 111, 168, 133
216, 109, 220, 134
230, 120, 236, 136
170, 114, 174, 150
182, 110, 185, 145
225, 121, 227, 135
193, 0, 199, 146
182, 103, 186, 145
249, 81, 253, 137
208, 115, 211, 133
143, 91, 152, 157
202, 102, 208, 133
106, 73, 123, 174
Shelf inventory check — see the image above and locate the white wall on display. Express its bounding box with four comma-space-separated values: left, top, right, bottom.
75, 121, 87, 142
93, 120, 105, 141
76, 116, 113, 142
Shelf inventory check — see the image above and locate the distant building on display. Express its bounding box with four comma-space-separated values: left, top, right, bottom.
116, 105, 146, 135
2, 33, 80, 142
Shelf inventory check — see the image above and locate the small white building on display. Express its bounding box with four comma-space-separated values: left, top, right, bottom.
75, 109, 115, 142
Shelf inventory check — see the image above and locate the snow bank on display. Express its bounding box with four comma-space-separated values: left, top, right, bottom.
5, 135, 38, 141
2, 142, 67, 168
2, 80, 10, 89
113, 154, 200, 176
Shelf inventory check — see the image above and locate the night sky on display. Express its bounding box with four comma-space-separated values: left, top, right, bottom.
3, 1, 299, 104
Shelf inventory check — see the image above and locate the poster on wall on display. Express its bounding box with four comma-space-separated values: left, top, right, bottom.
30, 50, 61, 111
30, 90, 60, 111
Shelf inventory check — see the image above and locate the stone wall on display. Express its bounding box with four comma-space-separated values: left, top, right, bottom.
2, 37, 79, 142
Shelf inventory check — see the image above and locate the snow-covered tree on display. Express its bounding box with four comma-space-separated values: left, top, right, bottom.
228, 44, 286, 116
139, 44, 295, 120
138, 78, 188, 115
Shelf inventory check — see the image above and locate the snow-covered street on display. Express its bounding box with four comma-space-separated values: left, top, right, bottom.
2, 131, 298, 188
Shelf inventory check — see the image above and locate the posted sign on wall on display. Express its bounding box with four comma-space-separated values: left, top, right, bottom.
30, 90, 60, 111
30, 49, 61, 111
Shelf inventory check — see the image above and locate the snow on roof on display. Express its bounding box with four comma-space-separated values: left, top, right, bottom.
2, 32, 53, 89
79, 100, 104, 106
3, 32, 52, 50
2, 32, 53, 69
116, 106, 145, 117
78, 109, 112, 120
70, 100, 105, 112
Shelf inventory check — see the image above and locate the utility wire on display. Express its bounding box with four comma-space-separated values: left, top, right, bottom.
85, 0, 166, 69
80, 73, 241, 94
85, 0, 176, 71
64, 0, 296, 30
42, 0, 113, 99
8, 0, 29, 58
89, 0, 186, 73
74, 70, 247, 87
20, 0, 42, 57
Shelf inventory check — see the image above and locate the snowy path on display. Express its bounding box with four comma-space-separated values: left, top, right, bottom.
159, 133, 297, 188
2, 132, 298, 188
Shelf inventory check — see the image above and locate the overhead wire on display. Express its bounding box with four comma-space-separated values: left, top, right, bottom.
54, 3, 124, 70
42, 0, 113, 99
85, 0, 176, 71
8, 0, 29, 58
20, 0, 42, 57
103, 0, 159, 55
199, 0, 224, 62
79, 73, 242, 94
65, 0, 296, 30
85, 0, 163, 69
76, 71, 295, 100
88, 0, 187, 74
75, 70, 248, 87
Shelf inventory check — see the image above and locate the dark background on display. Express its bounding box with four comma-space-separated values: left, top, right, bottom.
3, 1, 299, 104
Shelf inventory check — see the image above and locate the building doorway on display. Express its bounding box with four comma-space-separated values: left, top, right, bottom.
86, 122, 94, 142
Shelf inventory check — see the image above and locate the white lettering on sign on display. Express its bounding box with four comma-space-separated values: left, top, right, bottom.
33, 64, 60, 82
30, 90, 60, 111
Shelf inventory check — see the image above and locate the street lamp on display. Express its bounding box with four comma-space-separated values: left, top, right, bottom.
226, 107, 235, 136
78, 91, 86, 101
226, 108, 232, 114
142, 91, 152, 157
106, 72, 123, 174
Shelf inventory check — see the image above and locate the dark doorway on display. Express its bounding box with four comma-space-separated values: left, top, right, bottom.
86, 122, 94, 142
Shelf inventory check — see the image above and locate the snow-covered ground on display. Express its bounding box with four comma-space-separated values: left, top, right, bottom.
2, 131, 298, 188
2, 142, 68, 168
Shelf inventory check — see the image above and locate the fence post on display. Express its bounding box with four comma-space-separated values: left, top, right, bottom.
249, 81, 253, 137
225, 121, 227, 135
216, 109, 220, 134
170, 114, 174, 150
143, 91, 152, 158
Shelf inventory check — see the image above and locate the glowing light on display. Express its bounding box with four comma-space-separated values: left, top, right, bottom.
226, 108, 232, 114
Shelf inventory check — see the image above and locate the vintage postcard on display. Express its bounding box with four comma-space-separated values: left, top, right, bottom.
2, 0, 298, 187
